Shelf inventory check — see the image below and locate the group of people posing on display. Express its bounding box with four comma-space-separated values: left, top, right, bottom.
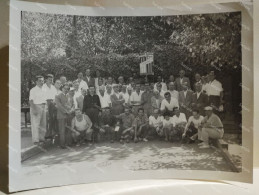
29, 68, 224, 149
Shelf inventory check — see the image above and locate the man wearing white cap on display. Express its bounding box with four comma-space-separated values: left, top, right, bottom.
199, 106, 224, 149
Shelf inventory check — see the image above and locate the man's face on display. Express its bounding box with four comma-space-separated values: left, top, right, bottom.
118, 77, 124, 84
168, 83, 175, 91
136, 85, 141, 92
179, 70, 185, 77
165, 94, 170, 101
60, 77, 66, 84
63, 86, 69, 94
78, 73, 83, 79
98, 79, 103, 86
153, 110, 159, 117
209, 72, 215, 81
75, 110, 82, 117
106, 86, 112, 93
89, 87, 95, 94
113, 86, 119, 93
174, 109, 180, 116
131, 83, 136, 89
46, 77, 53, 84
81, 89, 87, 96
37, 78, 44, 87
85, 69, 91, 77
99, 89, 105, 95
138, 110, 144, 117
182, 84, 188, 91
69, 90, 75, 96
74, 83, 79, 90
195, 84, 202, 92
125, 108, 130, 115
122, 86, 127, 93
193, 111, 198, 118
157, 76, 162, 82
205, 110, 212, 117
55, 80, 61, 89
108, 77, 113, 84
169, 75, 174, 81
129, 77, 134, 83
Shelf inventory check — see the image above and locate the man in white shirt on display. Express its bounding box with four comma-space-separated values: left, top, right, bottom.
148, 108, 164, 137
29, 75, 47, 145
160, 92, 179, 116
171, 107, 187, 141
167, 82, 179, 104
98, 86, 111, 109
73, 81, 82, 109
182, 109, 204, 143
77, 72, 88, 91
130, 84, 143, 116
120, 85, 130, 106
206, 71, 223, 109
154, 75, 167, 92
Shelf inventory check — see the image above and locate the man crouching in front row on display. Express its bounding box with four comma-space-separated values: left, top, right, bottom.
70, 108, 93, 147
133, 108, 149, 143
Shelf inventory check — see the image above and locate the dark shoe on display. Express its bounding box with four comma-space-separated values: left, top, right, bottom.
110, 140, 114, 143
60, 146, 66, 149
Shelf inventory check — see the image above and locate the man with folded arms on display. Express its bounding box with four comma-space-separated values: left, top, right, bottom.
160, 92, 179, 116
29, 75, 47, 145
199, 106, 224, 149
70, 108, 93, 146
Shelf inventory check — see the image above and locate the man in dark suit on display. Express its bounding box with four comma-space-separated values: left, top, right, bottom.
179, 82, 193, 119
55, 84, 72, 149
191, 82, 209, 115
85, 68, 95, 88
175, 69, 191, 91
82, 86, 101, 142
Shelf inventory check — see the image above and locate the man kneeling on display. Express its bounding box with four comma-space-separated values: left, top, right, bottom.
70, 109, 93, 146
149, 108, 164, 139
171, 107, 187, 141
133, 108, 149, 142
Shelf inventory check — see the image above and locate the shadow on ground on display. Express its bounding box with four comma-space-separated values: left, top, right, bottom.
22, 140, 234, 172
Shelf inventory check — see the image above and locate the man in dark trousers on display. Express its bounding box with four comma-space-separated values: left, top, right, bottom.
55, 84, 72, 149
191, 82, 209, 115
82, 86, 101, 142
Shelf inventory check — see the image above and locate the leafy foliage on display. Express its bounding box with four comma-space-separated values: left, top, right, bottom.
21, 11, 241, 105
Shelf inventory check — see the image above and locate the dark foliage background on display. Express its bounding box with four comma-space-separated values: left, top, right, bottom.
21, 11, 241, 108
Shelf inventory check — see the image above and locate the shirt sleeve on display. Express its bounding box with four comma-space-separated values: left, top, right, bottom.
29, 88, 35, 101
182, 113, 187, 123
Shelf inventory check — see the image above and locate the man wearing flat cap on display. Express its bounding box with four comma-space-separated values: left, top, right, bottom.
199, 106, 224, 149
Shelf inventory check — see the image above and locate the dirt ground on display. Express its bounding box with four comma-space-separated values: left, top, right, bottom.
22, 140, 234, 172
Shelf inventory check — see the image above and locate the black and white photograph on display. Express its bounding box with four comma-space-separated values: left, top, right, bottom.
8, 0, 253, 192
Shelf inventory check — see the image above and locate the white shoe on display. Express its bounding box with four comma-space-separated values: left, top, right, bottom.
198, 142, 204, 146
143, 138, 148, 142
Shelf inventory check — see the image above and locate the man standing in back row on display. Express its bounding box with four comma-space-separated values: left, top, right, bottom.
29, 76, 47, 145
175, 70, 191, 91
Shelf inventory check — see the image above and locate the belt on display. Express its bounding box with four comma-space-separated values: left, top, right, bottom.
36, 103, 46, 105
